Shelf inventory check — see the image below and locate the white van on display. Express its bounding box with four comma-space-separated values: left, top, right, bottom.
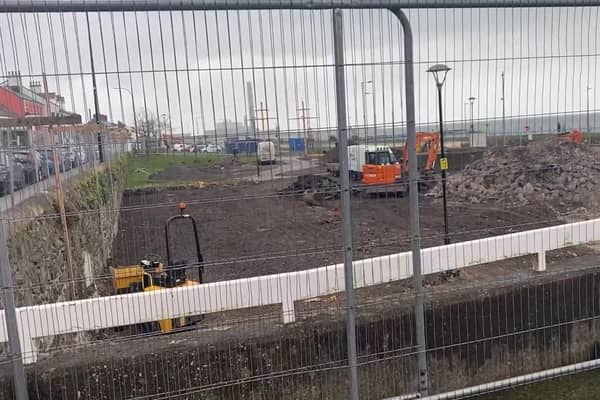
257, 141, 277, 165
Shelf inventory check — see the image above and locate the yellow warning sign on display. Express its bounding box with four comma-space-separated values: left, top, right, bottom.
440, 157, 449, 171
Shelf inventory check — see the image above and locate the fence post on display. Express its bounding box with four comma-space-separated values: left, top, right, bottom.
333, 9, 360, 400
0, 223, 29, 400
390, 8, 429, 396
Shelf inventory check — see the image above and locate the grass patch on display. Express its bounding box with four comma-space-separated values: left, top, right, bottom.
125, 153, 228, 189
475, 369, 600, 399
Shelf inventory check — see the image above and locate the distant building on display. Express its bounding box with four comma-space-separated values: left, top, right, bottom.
0, 71, 78, 148
203, 119, 250, 143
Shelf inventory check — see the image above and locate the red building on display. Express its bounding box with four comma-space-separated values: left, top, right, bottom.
0, 72, 69, 147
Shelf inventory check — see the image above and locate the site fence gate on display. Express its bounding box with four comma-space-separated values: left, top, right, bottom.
0, 1, 599, 400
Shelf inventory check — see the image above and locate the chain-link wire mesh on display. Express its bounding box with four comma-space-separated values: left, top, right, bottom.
0, 2, 599, 400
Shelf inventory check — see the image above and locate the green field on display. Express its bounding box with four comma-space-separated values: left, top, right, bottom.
475, 369, 600, 399
124, 153, 253, 189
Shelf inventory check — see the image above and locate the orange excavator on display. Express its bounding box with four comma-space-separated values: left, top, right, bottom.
358, 132, 441, 192
557, 129, 583, 144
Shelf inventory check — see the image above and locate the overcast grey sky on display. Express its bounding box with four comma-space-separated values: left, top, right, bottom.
0, 7, 598, 136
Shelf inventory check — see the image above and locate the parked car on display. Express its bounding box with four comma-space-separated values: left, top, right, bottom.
72, 146, 88, 166
13, 150, 41, 184
62, 149, 77, 169
58, 148, 73, 171
37, 149, 62, 175
173, 143, 185, 152
205, 144, 222, 153
194, 144, 207, 153
0, 153, 25, 195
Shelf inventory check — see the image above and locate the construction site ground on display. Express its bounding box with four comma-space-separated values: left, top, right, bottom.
7, 148, 599, 399
112, 174, 583, 284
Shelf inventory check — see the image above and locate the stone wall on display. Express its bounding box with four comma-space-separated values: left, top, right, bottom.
4, 160, 126, 307
1, 267, 599, 400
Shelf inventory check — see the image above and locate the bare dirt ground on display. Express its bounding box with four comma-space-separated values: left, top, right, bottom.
112, 172, 566, 285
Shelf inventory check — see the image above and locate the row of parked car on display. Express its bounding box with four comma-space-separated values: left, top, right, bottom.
0, 147, 90, 196
172, 143, 223, 153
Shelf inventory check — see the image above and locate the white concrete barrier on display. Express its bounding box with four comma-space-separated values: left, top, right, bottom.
1, 217, 599, 363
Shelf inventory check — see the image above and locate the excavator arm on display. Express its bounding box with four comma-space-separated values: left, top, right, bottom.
402, 131, 441, 173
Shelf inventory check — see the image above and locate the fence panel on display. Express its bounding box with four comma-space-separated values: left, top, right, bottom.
0, 2, 599, 400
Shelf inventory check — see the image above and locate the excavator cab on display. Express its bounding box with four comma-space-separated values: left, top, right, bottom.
557, 129, 583, 144
361, 148, 402, 185
111, 202, 204, 333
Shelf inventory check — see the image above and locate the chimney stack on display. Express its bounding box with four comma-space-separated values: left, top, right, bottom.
7, 71, 22, 92
30, 80, 44, 94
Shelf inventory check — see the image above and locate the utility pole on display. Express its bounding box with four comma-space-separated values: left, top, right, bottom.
255, 102, 270, 138
253, 102, 277, 174
297, 100, 311, 157
255, 102, 278, 141
246, 82, 257, 138
501, 72, 506, 146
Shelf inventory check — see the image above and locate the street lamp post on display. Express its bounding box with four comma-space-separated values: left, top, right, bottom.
501, 72, 506, 146
113, 87, 139, 151
587, 87, 592, 137
463, 102, 468, 135
361, 80, 373, 142
161, 113, 168, 151
427, 64, 451, 245
469, 96, 476, 136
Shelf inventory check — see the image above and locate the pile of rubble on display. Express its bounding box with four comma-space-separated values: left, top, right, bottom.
429, 139, 600, 209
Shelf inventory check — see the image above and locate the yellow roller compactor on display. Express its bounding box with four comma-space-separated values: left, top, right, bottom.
111, 202, 203, 332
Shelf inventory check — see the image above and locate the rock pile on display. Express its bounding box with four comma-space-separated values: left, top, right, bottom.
429, 139, 600, 208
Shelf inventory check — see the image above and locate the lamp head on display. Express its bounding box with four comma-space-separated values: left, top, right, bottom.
427, 64, 451, 87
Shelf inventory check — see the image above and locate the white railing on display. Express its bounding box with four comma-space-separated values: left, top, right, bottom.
1, 217, 599, 364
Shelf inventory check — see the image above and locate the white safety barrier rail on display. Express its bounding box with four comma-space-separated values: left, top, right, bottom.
1, 217, 599, 363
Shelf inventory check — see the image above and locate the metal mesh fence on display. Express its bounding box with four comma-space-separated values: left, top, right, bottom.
0, 2, 599, 400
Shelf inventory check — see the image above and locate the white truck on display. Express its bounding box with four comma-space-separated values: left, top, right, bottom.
257, 141, 277, 165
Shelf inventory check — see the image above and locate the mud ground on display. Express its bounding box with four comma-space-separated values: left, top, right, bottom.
112, 176, 564, 285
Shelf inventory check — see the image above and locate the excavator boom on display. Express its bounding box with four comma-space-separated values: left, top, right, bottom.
402, 131, 441, 173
